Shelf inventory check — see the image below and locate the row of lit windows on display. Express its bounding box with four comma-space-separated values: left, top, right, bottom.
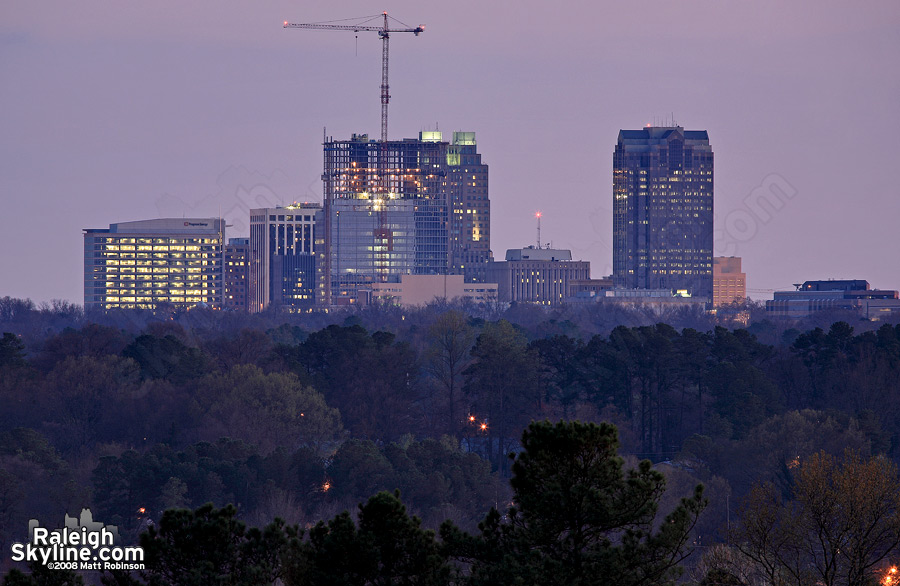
124, 266, 207, 273
98, 238, 219, 245
100, 279, 218, 286
102, 304, 179, 310
100, 245, 211, 251
265, 215, 315, 222
99, 263, 219, 270
102, 275, 216, 283
97, 248, 220, 254
104, 296, 214, 303
95, 285, 222, 292
98, 253, 219, 260
101, 264, 220, 271
102, 289, 216, 296
94, 275, 222, 287
100, 270, 219, 277
634, 170, 711, 176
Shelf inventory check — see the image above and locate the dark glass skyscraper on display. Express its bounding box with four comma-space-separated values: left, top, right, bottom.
613, 126, 714, 299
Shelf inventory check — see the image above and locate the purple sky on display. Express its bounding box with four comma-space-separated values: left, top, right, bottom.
2, 1, 898, 304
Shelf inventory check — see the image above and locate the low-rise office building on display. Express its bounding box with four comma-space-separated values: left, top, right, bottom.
567, 277, 614, 301
485, 247, 590, 306
713, 256, 746, 307
766, 279, 900, 319
603, 288, 709, 306
362, 274, 498, 307
83, 218, 225, 310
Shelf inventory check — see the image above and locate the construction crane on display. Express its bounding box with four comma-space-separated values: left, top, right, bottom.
283, 12, 424, 142
283, 13, 424, 298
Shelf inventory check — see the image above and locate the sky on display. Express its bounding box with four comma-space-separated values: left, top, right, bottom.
2, 1, 898, 304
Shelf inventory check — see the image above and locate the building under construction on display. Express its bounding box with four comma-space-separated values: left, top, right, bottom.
319, 131, 491, 305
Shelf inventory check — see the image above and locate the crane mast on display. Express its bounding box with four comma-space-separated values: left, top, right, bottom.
380, 13, 389, 142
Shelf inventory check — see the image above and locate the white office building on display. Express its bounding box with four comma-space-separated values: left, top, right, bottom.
83, 218, 225, 309
249, 204, 320, 312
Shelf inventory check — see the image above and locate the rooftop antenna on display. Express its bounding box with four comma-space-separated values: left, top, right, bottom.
535, 211, 542, 248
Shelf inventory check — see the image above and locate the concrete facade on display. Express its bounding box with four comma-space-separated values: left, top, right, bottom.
713, 256, 746, 307
249, 204, 319, 312
364, 274, 498, 307
486, 247, 590, 306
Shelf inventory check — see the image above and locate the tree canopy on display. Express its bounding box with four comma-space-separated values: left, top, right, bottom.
441, 420, 706, 586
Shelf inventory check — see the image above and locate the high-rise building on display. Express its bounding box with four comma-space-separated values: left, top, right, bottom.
249, 204, 320, 312
83, 218, 224, 310
224, 238, 250, 311
712, 256, 746, 307
613, 126, 714, 299
319, 131, 490, 305
485, 247, 590, 306
324, 198, 417, 305
444, 132, 491, 282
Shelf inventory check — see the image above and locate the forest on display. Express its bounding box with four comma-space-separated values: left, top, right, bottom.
1, 295, 900, 584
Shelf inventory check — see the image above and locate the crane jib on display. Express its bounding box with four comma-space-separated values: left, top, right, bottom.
282, 13, 425, 143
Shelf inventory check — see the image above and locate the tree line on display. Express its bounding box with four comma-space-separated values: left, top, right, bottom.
6, 422, 900, 585
4, 421, 709, 586
2, 298, 900, 582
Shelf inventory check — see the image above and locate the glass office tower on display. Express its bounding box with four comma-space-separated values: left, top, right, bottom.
613, 126, 714, 299
319, 131, 491, 305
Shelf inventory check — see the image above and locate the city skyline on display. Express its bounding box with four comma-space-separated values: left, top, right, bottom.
2, 1, 899, 304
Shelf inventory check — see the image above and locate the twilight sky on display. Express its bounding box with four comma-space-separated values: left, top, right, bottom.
2, 1, 898, 304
